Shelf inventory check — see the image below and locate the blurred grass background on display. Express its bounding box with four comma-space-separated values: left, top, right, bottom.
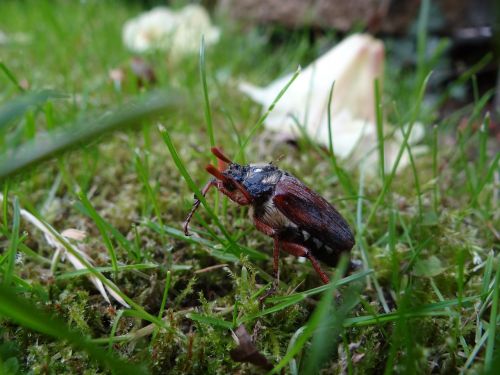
0, 0, 499, 374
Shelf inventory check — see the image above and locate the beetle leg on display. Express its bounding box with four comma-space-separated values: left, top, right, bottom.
183, 179, 216, 236
253, 217, 276, 237
252, 218, 280, 281
280, 242, 330, 284
216, 184, 252, 205
307, 253, 330, 284
272, 238, 281, 284
253, 217, 281, 302
259, 237, 281, 303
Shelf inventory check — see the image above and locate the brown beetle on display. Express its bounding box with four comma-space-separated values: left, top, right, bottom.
184, 147, 355, 286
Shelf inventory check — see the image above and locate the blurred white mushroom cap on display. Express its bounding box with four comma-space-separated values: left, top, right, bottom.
123, 4, 220, 56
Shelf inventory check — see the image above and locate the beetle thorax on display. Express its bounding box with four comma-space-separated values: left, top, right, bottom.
225, 163, 282, 201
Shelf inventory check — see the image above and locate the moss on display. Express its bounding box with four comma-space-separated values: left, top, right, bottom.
0, 0, 497, 373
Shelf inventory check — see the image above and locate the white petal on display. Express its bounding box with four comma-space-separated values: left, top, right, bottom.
62, 228, 87, 241
65, 250, 111, 305
239, 34, 383, 146
104, 284, 130, 308
240, 33, 427, 176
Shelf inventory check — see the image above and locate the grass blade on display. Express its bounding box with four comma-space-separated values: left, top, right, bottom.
344, 295, 480, 327
416, 0, 430, 89
0, 90, 61, 130
134, 150, 164, 227
158, 270, 172, 319
55, 263, 185, 280
302, 285, 360, 374
74, 199, 138, 261
199, 36, 215, 151
399, 122, 423, 218
267, 269, 372, 303
470, 152, 500, 208
2, 197, 20, 286
187, 312, 234, 329
108, 309, 127, 352
432, 125, 439, 212
0, 62, 25, 92
0, 91, 184, 181
484, 263, 500, 369
269, 257, 349, 374
236, 66, 301, 161
146, 222, 240, 262
374, 79, 385, 180
326, 81, 355, 196
365, 72, 431, 229
77, 192, 118, 276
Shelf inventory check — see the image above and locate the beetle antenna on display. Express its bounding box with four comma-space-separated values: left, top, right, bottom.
206, 164, 228, 181
211, 147, 233, 164
270, 154, 285, 165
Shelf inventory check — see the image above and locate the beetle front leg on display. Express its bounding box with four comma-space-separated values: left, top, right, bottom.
253, 217, 276, 237
183, 179, 216, 236
205, 164, 253, 205
217, 184, 252, 206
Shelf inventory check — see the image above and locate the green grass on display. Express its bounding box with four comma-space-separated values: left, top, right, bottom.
0, 0, 499, 374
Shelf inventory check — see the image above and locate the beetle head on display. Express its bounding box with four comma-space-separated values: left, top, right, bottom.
206, 147, 282, 202
207, 147, 283, 204
206, 148, 253, 204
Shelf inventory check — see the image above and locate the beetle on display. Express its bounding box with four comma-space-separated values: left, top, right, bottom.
183, 147, 355, 288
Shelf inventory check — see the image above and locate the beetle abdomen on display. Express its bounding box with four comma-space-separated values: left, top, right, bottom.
277, 226, 344, 267
307, 238, 343, 267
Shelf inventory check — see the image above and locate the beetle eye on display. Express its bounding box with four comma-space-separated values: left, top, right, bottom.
224, 181, 236, 191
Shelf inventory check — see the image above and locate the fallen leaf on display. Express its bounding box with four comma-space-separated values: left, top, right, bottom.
413, 255, 447, 277
230, 324, 273, 371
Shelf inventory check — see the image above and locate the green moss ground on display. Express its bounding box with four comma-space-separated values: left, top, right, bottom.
0, 0, 498, 374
